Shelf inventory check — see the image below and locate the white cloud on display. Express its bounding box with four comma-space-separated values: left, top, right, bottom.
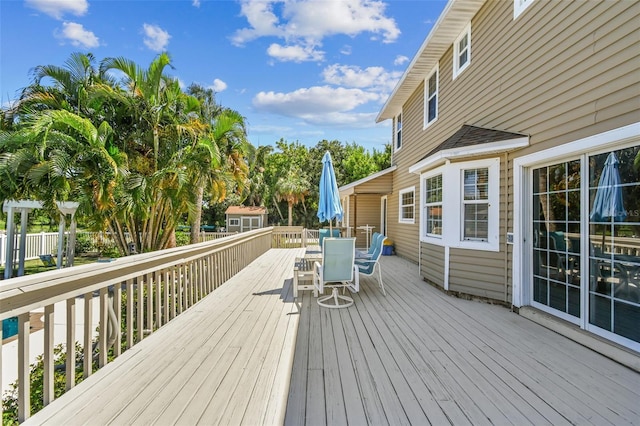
26, 0, 88, 19
231, 0, 400, 62
394, 55, 409, 66
322, 64, 402, 93
55, 22, 99, 48
142, 24, 171, 52
340, 45, 352, 56
210, 79, 228, 92
192, 0, 201, 7
252, 85, 381, 126
267, 43, 324, 63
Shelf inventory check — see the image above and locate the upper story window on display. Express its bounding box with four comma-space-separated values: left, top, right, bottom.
514, 0, 536, 18
453, 24, 471, 79
424, 174, 443, 236
424, 64, 438, 128
395, 113, 402, 151
399, 186, 415, 224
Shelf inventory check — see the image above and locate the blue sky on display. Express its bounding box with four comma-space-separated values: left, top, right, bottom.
1, 0, 446, 151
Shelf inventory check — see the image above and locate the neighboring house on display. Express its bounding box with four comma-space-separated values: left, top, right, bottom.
225, 206, 268, 233
340, 0, 639, 355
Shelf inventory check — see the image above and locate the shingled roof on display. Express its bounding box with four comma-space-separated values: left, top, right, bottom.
409, 125, 529, 174
425, 125, 527, 159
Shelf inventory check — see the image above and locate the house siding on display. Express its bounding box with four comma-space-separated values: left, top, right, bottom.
419, 243, 445, 288
388, 0, 639, 299
351, 194, 381, 248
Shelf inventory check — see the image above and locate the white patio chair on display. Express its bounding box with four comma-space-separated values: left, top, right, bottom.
313, 237, 359, 308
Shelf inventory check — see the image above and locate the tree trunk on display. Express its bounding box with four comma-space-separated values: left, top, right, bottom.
190, 184, 204, 244
272, 199, 284, 224
288, 202, 293, 226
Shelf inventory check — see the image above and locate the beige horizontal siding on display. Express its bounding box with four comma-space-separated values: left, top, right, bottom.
449, 248, 507, 301
352, 194, 382, 248
384, 0, 639, 301
419, 243, 445, 289
354, 174, 393, 194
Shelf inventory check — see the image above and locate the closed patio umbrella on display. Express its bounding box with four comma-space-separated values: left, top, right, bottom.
590, 152, 627, 248
317, 151, 343, 234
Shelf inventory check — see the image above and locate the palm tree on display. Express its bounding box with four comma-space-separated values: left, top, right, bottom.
185, 84, 251, 243
275, 168, 309, 226
99, 53, 202, 252
0, 109, 123, 228
18, 52, 107, 115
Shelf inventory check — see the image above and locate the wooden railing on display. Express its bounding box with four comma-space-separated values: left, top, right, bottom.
0, 227, 314, 423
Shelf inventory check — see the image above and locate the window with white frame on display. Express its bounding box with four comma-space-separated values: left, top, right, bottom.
395, 113, 402, 151
229, 218, 240, 226
399, 187, 415, 223
424, 65, 438, 127
514, 0, 536, 18
418, 158, 499, 251
453, 24, 471, 79
462, 167, 489, 241
424, 174, 443, 236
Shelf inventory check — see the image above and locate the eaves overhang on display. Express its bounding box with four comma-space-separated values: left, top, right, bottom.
339, 166, 397, 197
409, 126, 529, 174
376, 0, 486, 123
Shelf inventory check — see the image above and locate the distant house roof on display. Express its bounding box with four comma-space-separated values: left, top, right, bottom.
225, 206, 267, 215
409, 125, 528, 174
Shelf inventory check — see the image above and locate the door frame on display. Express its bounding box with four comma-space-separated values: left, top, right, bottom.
380, 195, 388, 236
512, 123, 639, 349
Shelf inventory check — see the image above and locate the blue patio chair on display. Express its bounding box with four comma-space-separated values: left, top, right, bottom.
356, 232, 381, 259
319, 228, 341, 248
313, 237, 359, 308
355, 235, 386, 295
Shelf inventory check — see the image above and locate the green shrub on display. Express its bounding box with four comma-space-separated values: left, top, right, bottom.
74, 235, 93, 254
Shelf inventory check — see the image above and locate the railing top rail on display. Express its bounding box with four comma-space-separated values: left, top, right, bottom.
0, 227, 274, 320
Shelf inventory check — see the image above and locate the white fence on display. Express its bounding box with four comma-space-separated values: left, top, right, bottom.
0, 231, 239, 267
0, 232, 60, 267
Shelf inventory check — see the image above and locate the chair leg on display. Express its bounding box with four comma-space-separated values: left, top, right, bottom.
317, 287, 354, 308
376, 264, 386, 296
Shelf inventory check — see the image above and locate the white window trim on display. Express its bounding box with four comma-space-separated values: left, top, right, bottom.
399, 186, 415, 224
514, 0, 535, 19
394, 113, 402, 152
419, 158, 500, 252
420, 165, 445, 244
229, 218, 240, 226
423, 63, 439, 129
453, 24, 471, 79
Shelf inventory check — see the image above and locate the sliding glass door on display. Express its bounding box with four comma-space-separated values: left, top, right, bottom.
531, 145, 640, 346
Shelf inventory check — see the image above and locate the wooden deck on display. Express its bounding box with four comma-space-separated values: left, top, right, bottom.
26, 251, 639, 425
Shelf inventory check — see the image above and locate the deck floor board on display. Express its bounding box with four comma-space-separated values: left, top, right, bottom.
24, 251, 639, 426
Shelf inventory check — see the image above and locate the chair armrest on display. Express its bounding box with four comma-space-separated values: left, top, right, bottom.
355, 249, 373, 259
